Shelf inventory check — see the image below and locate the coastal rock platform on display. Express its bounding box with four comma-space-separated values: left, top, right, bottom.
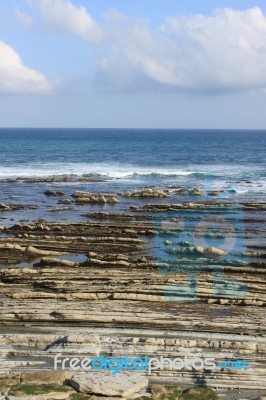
0, 188, 265, 399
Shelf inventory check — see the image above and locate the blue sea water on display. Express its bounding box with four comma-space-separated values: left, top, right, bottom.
0, 128, 265, 198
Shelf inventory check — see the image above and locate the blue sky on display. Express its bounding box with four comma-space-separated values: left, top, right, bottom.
0, 0, 266, 128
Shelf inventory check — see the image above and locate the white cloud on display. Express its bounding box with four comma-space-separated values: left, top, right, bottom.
28, 0, 102, 42
12, 4, 266, 94
0, 41, 51, 94
15, 8, 34, 29
95, 7, 266, 94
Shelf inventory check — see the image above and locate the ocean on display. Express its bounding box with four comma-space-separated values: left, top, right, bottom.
0, 128, 265, 196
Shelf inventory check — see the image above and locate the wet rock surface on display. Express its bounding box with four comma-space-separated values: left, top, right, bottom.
0, 203, 38, 212
0, 177, 106, 183
122, 189, 170, 198
44, 190, 67, 197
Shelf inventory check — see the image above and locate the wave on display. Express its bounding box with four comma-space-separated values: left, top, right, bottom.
0, 163, 217, 179
0, 162, 263, 182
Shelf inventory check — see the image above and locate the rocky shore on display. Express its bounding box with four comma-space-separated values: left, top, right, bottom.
0, 183, 265, 399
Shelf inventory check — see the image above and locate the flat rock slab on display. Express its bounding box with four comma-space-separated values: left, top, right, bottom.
70, 371, 148, 397
8, 394, 70, 400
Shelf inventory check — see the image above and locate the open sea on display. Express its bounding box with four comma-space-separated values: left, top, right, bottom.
0, 128, 265, 197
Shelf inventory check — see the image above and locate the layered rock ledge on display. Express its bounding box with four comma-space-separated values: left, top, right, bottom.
0, 194, 265, 399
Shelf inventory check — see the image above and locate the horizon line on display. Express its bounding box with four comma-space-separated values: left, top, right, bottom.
0, 127, 266, 131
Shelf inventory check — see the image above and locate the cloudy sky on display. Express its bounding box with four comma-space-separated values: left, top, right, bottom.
0, 0, 266, 128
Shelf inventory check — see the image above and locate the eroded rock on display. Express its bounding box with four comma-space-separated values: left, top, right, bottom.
69, 371, 148, 397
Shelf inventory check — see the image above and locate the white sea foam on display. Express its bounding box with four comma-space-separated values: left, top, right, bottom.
0, 163, 201, 178
0, 162, 259, 179
0, 162, 264, 198
0, 162, 264, 196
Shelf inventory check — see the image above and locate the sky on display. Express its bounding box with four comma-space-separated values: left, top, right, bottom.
0, 0, 266, 128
